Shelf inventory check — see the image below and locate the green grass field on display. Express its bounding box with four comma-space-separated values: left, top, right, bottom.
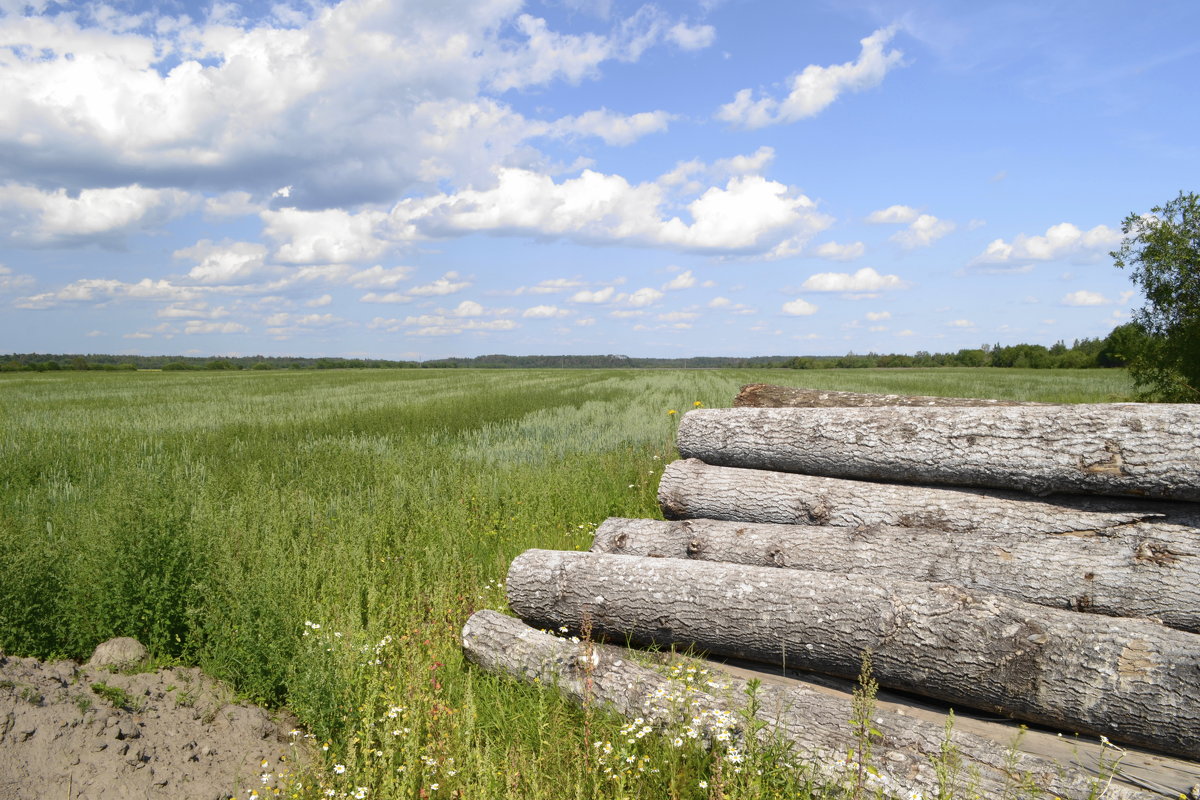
0, 368, 1135, 798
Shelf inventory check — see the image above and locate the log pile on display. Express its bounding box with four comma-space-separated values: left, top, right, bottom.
463, 385, 1200, 798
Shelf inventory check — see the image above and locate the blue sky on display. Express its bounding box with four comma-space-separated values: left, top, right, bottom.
1, 0, 1197, 359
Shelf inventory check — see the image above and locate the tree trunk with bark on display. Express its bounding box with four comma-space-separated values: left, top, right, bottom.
658, 458, 1200, 535
462, 610, 1167, 800
506, 549, 1200, 760
676, 405, 1200, 501
590, 517, 1200, 633
734, 383, 1048, 408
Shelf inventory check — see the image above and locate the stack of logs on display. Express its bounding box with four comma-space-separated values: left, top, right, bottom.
463, 384, 1200, 799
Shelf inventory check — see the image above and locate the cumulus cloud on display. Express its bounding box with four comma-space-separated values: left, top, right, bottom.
0, 2, 707, 206
369, 314, 518, 337
175, 240, 268, 284
451, 300, 485, 317
344, 265, 415, 289
947, 319, 975, 328
408, 272, 471, 296
811, 241, 865, 261
800, 267, 911, 293
891, 214, 955, 248
663, 270, 697, 290
865, 311, 891, 321
510, 278, 586, 295
1062, 290, 1111, 306
0, 183, 194, 246
666, 22, 716, 50
570, 286, 616, 303
866, 204, 918, 224
782, 298, 819, 316
0, 265, 35, 292
184, 320, 250, 335
359, 292, 413, 304
550, 108, 672, 145
523, 305, 571, 318
716, 27, 904, 129
263, 207, 391, 265
626, 287, 664, 307
973, 223, 1122, 264
394, 166, 832, 256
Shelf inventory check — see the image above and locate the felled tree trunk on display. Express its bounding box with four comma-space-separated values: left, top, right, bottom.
591, 517, 1200, 633
658, 459, 1200, 535
506, 549, 1200, 760
462, 610, 1162, 800
734, 383, 1046, 408
676, 405, 1200, 501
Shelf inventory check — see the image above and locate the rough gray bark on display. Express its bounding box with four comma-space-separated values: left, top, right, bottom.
506, 549, 1200, 760
734, 383, 1046, 408
676, 405, 1200, 501
462, 610, 1165, 800
591, 517, 1200, 633
658, 458, 1200, 535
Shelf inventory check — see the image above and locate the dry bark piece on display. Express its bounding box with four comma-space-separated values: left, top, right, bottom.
505, 549, 1200, 760
676, 405, 1200, 501
657, 458, 1200, 535
462, 610, 1171, 800
734, 383, 1046, 408
591, 517, 1200, 633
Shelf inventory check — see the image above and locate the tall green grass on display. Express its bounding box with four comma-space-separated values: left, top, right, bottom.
0, 368, 1134, 798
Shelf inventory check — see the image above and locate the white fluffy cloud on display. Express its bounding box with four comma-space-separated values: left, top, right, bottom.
0, 265, 34, 292
891, 214, 955, 248
626, 287, 664, 307
570, 287, 616, 303
1062, 290, 1111, 306
865, 311, 891, 321
973, 223, 1122, 264
393, 166, 832, 256
800, 267, 911, 293
666, 22, 716, 51
550, 108, 672, 145
175, 240, 268, 284
409, 272, 471, 296
811, 241, 865, 261
716, 27, 904, 129
866, 204, 919, 224
0, 183, 193, 246
369, 314, 517, 337
263, 207, 391, 265
184, 320, 250, 335
663, 270, 697, 290
523, 305, 570, 318
0, 2, 705, 206
782, 298, 819, 316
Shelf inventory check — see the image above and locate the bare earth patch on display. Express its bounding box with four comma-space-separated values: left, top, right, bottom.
0, 641, 313, 800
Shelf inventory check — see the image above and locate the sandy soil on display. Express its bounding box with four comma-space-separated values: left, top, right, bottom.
0, 642, 314, 800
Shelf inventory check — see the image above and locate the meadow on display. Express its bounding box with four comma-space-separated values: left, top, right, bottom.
0, 367, 1136, 798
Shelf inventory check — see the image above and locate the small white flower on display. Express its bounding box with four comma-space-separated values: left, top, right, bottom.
699, 779, 708, 789
333, 764, 346, 774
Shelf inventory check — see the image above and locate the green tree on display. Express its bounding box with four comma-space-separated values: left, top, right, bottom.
1112, 191, 1200, 400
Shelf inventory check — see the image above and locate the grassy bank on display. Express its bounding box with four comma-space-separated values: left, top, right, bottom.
0, 368, 1135, 798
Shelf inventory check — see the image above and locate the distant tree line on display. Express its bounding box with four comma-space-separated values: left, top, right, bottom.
782, 323, 1146, 370
0, 323, 1149, 374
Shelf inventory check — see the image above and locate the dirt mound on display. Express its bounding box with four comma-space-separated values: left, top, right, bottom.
0, 641, 313, 800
